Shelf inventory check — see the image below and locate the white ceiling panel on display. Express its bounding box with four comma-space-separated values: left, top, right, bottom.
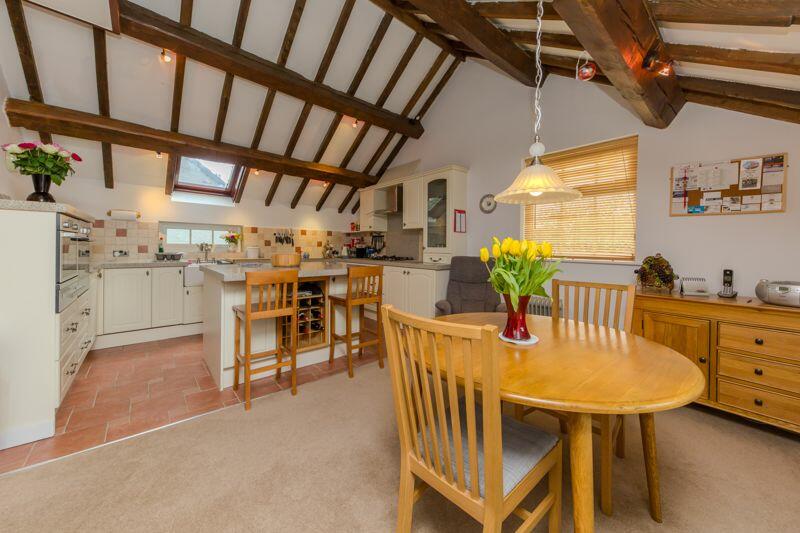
179, 59, 226, 138
192, 0, 238, 43
241, 0, 297, 62
111, 145, 169, 187
25, 4, 96, 113
323, 0, 385, 91
106, 35, 173, 131
409, 59, 451, 119
383, 39, 441, 114
661, 23, 800, 54
0, 3, 27, 99
53, 135, 102, 181
346, 125, 389, 172
221, 77, 267, 147
319, 117, 364, 166
373, 132, 401, 173
675, 63, 800, 91
133, 0, 180, 21
292, 106, 338, 161
355, 20, 415, 104
285, 0, 345, 81
257, 92, 306, 156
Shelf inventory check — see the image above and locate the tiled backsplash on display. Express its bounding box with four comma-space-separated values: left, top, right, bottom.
91, 219, 346, 265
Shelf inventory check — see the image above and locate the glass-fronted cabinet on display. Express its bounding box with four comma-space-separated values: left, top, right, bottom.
426, 178, 447, 250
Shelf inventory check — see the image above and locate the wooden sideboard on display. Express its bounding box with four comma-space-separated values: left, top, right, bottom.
632, 291, 800, 434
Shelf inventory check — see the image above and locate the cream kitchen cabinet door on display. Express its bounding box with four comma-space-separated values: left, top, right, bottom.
406, 269, 436, 318
152, 267, 184, 327
382, 266, 407, 310
103, 268, 152, 334
402, 178, 424, 229
183, 286, 203, 324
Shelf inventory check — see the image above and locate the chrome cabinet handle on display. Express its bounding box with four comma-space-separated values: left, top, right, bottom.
431, 257, 442, 263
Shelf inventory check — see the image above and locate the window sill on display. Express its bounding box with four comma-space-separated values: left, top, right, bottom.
557, 258, 641, 267
171, 192, 234, 207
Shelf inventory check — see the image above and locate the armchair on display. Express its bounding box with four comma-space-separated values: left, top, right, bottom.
435, 256, 504, 316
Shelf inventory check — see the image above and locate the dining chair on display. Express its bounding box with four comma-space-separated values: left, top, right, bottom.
329, 265, 383, 378
233, 269, 299, 409
515, 279, 647, 519
382, 304, 563, 533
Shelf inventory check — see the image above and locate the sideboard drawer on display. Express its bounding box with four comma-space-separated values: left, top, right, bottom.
718, 323, 800, 362
718, 380, 800, 426
718, 351, 800, 395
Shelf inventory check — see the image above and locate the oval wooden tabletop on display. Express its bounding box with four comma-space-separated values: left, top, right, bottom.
437, 313, 706, 415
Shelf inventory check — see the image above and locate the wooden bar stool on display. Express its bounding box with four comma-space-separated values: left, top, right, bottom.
328, 265, 384, 378
233, 270, 299, 410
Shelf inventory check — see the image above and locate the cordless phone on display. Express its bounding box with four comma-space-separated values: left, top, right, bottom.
718, 269, 737, 298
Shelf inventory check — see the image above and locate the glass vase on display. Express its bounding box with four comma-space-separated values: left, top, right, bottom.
502, 294, 531, 342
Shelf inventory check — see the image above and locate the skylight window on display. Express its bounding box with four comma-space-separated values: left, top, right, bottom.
177, 157, 236, 190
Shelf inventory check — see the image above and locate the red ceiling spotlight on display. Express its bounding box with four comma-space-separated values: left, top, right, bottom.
643, 49, 674, 77
576, 61, 597, 81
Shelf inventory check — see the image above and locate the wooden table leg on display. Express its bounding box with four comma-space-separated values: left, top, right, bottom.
569, 412, 595, 533
639, 412, 663, 523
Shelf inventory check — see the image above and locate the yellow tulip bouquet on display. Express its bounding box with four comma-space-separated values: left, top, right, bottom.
480, 237, 560, 342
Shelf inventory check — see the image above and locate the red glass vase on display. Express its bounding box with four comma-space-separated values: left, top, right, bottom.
502, 294, 531, 341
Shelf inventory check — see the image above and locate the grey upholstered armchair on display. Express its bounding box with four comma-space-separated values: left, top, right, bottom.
435, 256, 504, 316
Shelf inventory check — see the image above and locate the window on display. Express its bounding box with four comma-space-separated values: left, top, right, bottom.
174, 157, 244, 197
521, 135, 638, 261
160, 222, 242, 249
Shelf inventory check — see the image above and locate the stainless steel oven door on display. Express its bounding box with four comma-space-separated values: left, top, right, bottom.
77, 239, 91, 273
58, 232, 80, 283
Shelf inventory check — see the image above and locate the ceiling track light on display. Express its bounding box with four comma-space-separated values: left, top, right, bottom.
643, 48, 673, 77
160, 48, 172, 63
253, 168, 260, 175
352, 118, 359, 128
156, 151, 163, 159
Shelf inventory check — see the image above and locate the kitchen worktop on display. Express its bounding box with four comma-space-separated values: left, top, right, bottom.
0, 199, 94, 223
98, 261, 190, 269
342, 258, 451, 271
200, 261, 350, 282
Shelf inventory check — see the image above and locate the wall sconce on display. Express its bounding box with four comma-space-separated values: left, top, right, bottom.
156, 151, 163, 159
160, 49, 172, 63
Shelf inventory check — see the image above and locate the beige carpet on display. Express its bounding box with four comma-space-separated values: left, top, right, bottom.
2, 363, 799, 532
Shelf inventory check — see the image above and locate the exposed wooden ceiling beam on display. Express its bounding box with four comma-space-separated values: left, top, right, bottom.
165, 0, 193, 195
5, 0, 51, 143
293, 13, 393, 210
351, 199, 360, 215
679, 76, 800, 112
407, 0, 534, 86
422, 21, 583, 52
684, 92, 800, 124
333, 33, 424, 213
553, 0, 685, 129
651, 1, 800, 27
396, 1, 561, 21
116, 0, 423, 139
666, 43, 800, 76
266, 0, 355, 206
368, 0, 463, 59
4, 99, 380, 189
92, 27, 114, 189
213, 0, 251, 143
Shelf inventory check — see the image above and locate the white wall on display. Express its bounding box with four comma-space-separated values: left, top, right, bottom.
390, 61, 800, 294
0, 64, 26, 198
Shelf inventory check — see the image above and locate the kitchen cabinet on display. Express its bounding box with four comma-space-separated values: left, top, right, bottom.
152, 267, 184, 327
381, 266, 448, 318
103, 268, 152, 334
420, 166, 467, 263
640, 311, 710, 399
402, 178, 424, 229
359, 209, 387, 232
183, 286, 203, 324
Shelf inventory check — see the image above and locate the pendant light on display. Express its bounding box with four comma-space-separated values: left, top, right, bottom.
495, 0, 581, 205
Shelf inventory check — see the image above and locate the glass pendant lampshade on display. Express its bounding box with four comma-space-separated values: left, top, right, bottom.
495, 140, 582, 204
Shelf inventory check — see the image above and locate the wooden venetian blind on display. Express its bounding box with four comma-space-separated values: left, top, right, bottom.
522, 135, 638, 261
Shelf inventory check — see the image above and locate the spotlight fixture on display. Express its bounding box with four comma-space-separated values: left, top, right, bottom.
156, 151, 163, 159
253, 169, 259, 175
160, 49, 172, 63
352, 119, 359, 129
643, 49, 673, 77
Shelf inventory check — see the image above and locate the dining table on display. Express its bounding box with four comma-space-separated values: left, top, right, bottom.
436, 312, 706, 533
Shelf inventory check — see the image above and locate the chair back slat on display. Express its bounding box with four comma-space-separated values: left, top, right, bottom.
244, 269, 298, 320
551, 279, 636, 332
382, 305, 500, 504
347, 265, 383, 304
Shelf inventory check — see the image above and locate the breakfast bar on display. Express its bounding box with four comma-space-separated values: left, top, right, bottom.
200, 262, 359, 389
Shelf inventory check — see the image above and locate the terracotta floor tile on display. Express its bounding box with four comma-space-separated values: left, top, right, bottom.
0, 443, 34, 474
161, 364, 209, 382
184, 388, 237, 412
106, 411, 170, 442
173, 352, 205, 366
95, 382, 148, 406
55, 407, 73, 434
59, 387, 98, 410
68, 372, 117, 393
195, 375, 217, 391
26, 425, 107, 466
115, 366, 167, 386
275, 365, 319, 390
130, 391, 186, 418
243, 378, 281, 400
149, 375, 199, 398
66, 399, 130, 433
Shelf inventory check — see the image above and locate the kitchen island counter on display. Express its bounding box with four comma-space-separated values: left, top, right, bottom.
200, 261, 349, 282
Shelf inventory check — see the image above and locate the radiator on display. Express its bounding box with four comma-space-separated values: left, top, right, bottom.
527, 296, 555, 317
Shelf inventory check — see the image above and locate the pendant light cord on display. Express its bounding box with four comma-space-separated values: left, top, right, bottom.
533, 0, 544, 139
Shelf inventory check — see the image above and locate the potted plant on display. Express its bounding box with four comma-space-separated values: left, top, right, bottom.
2, 141, 81, 202
480, 237, 560, 343
222, 232, 242, 252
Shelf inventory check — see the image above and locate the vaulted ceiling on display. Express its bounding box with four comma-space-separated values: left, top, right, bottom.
2, 0, 798, 214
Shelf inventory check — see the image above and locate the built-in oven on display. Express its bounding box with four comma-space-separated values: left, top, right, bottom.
56, 214, 92, 312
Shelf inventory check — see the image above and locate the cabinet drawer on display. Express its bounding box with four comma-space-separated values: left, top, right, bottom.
718, 380, 800, 426
423, 252, 450, 265
718, 323, 800, 362
718, 351, 800, 395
